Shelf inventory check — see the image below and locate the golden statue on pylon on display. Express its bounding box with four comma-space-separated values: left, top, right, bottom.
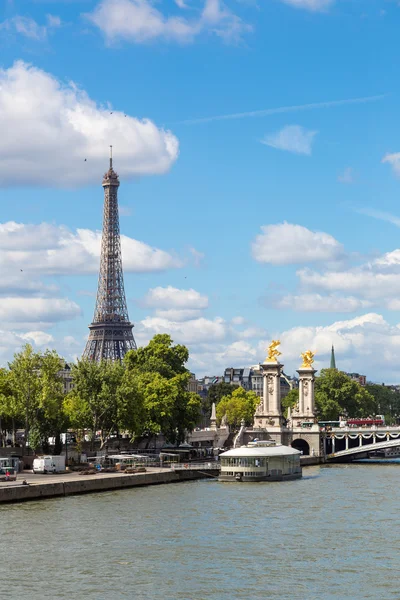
265, 340, 282, 362
300, 350, 315, 368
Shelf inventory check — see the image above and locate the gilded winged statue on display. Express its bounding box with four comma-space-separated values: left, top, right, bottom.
265, 340, 282, 362
300, 350, 315, 368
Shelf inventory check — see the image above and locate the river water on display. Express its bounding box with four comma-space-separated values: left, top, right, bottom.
3, 463, 400, 599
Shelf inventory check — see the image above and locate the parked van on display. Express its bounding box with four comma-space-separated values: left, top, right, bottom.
33, 456, 65, 474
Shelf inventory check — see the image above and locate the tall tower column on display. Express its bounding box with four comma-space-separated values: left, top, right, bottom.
83, 150, 137, 362
292, 367, 317, 427
254, 361, 283, 428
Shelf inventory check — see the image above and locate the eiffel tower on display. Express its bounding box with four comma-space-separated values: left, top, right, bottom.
83, 148, 137, 361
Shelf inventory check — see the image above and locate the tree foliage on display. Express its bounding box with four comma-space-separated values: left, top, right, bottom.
64, 359, 130, 449
125, 334, 201, 445
365, 383, 400, 424
281, 388, 299, 418
0, 336, 203, 452
315, 369, 375, 420
216, 387, 258, 428
204, 381, 239, 416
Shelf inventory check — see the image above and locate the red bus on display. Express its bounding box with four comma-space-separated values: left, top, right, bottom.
346, 418, 384, 427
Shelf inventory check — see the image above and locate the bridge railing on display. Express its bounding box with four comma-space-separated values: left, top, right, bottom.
324, 426, 400, 432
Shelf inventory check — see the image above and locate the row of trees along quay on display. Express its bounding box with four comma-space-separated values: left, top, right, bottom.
0, 334, 203, 453
2, 336, 400, 454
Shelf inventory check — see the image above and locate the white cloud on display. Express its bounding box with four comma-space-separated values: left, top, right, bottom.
280, 0, 334, 11
0, 14, 61, 41
0, 222, 183, 275
46, 14, 62, 28
139, 315, 228, 344
274, 293, 372, 313
231, 316, 245, 325
261, 125, 317, 155
338, 167, 354, 184
21, 331, 55, 346
297, 267, 400, 300
153, 309, 204, 321
142, 285, 208, 309
86, 0, 251, 45
190, 340, 258, 373
0, 298, 81, 327
274, 313, 400, 382
382, 152, 400, 177
251, 222, 344, 265
0, 61, 178, 187
372, 249, 400, 269
0, 330, 58, 364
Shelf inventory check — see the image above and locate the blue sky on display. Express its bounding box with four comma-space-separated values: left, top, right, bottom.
2, 0, 400, 381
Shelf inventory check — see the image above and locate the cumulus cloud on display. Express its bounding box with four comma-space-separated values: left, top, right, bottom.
297, 267, 400, 300
0, 329, 57, 364
274, 313, 400, 382
280, 0, 334, 11
87, 0, 251, 44
142, 285, 208, 309
0, 298, 81, 328
139, 315, 228, 344
273, 293, 372, 313
0, 222, 183, 275
0, 61, 178, 187
251, 222, 344, 265
261, 125, 317, 155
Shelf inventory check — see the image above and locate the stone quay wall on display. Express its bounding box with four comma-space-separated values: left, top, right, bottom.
0, 469, 219, 505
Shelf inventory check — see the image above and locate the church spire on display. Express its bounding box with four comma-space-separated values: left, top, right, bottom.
330, 345, 337, 370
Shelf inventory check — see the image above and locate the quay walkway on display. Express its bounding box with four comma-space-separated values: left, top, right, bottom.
0, 466, 219, 505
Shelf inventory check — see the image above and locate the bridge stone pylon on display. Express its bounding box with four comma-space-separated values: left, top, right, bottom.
291, 365, 317, 428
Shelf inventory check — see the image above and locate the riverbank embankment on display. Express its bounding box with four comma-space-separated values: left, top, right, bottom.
0, 467, 219, 504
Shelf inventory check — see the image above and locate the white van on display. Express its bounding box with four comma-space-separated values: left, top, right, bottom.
33, 456, 66, 474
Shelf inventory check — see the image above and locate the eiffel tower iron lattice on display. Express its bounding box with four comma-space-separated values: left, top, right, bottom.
83, 150, 137, 361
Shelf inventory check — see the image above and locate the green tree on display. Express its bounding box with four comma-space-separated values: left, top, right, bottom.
315, 369, 375, 420
0, 368, 21, 447
8, 344, 41, 450
365, 383, 400, 424
216, 387, 258, 429
125, 334, 188, 378
205, 381, 239, 415
282, 388, 299, 418
126, 335, 201, 445
36, 350, 66, 454
65, 359, 125, 450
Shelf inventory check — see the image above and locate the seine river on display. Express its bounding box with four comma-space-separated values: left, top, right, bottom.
3, 464, 400, 599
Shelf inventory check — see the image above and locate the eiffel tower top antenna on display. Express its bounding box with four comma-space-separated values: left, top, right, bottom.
110, 145, 113, 169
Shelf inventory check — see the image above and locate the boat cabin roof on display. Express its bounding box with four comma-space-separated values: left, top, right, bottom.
220, 443, 301, 457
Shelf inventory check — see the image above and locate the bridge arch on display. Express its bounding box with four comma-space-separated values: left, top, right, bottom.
291, 439, 310, 456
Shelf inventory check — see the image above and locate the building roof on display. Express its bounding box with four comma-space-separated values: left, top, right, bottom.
220, 444, 301, 457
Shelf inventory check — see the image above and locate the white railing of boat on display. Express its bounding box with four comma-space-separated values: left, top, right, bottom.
171, 463, 220, 470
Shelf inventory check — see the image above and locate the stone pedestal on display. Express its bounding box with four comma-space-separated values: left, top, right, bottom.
254, 361, 284, 429
291, 367, 317, 427
210, 402, 217, 431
